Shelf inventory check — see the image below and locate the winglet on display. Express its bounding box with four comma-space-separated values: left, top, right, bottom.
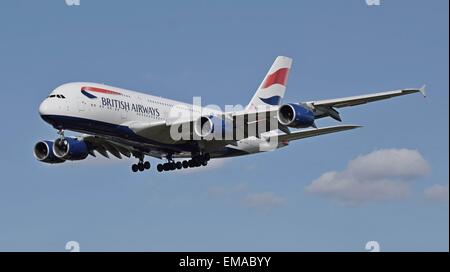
419, 85, 427, 97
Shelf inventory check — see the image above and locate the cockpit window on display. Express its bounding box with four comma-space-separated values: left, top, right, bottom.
48, 94, 66, 99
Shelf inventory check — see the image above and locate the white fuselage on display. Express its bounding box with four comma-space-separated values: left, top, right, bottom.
40, 82, 210, 127
38, 82, 281, 158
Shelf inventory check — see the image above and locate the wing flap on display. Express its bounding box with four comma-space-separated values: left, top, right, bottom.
271, 125, 361, 143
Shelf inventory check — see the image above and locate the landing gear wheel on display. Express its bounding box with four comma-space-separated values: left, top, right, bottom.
144, 161, 151, 170
182, 160, 189, 168
156, 154, 209, 172
191, 157, 199, 167
138, 163, 145, 172
132, 164, 139, 172
163, 163, 170, 171
204, 153, 211, 161
188, 160, 195, 168
176, 161, 182, 169
194, 159, 201, 167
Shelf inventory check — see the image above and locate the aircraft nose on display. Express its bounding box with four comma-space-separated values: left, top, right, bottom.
39, 99, 50, 116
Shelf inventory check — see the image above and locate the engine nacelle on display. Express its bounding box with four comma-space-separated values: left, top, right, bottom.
278, 103, 315, 128
53, 137, 89, 161
33, 141, 65, 164
194, 115, 233, 140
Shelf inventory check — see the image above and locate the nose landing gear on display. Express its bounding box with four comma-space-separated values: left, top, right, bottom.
57, 129, 65, 140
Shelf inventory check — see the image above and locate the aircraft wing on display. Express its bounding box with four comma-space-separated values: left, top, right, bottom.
308, 86, 426, 121
81, 135, 133, 159
81, 134, 187, 160
269, 124, 361, 143
126, 120, 177, 144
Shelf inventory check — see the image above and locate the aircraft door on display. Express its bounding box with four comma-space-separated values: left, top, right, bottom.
77, 97, 86, 113
121, 108, 128, 121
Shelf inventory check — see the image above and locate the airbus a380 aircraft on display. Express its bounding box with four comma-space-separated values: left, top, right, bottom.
34, 56, 426, 173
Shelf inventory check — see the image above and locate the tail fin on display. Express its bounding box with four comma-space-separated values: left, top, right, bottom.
246, 56, 293, 110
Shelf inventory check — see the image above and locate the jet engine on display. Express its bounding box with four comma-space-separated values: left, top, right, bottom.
277, 103, 315, 128
53, 137, 89, 161
33, 141, 65, 164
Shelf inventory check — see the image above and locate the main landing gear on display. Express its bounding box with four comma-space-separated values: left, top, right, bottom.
156, 153, 211, 172
57, 129, 65, 140
131, 159, 151, 173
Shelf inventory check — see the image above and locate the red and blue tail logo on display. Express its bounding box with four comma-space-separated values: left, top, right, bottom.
247, 56, 292, 109
259, 67, 289, 105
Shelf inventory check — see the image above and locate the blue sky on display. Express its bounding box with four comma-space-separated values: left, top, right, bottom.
0, 0, 448, 251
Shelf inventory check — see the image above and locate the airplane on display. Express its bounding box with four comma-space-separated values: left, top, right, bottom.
34, 56, 426, 173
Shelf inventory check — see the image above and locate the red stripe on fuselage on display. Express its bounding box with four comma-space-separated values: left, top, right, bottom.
81, 86, 122, 95
262, 68, 289, 89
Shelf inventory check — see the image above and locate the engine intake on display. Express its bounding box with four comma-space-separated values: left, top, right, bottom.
278, 103, 315, 128
33, 141, 65, 164
53, 137, 89, 161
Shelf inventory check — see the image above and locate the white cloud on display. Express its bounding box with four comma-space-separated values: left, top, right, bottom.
243, 192, 286, 209
424, 184, 449, 203
305, 149, 430, 205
